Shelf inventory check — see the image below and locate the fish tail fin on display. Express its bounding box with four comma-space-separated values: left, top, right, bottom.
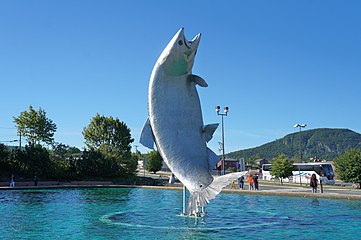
188, 171, 248, 215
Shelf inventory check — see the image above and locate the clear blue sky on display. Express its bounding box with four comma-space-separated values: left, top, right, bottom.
1, 1, 360, 154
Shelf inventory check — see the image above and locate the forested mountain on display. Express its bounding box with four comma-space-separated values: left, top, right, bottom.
227, 128, 361, 162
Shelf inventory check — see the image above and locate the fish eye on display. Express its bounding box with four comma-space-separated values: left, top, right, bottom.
199, 184, 203, 188
178, 40, 183, 45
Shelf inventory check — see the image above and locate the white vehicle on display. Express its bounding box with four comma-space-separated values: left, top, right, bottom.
261, 162, 335, 185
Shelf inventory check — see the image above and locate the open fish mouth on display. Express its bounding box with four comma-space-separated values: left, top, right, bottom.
178, 28, 201, 50
184, 33, 201, 49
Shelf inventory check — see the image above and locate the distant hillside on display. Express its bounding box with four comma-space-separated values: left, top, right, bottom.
227, 128, 361, 161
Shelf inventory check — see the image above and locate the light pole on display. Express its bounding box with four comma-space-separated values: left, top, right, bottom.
294, 123, 307, 185
294, 124, 307, 162
216, 105, 229, 175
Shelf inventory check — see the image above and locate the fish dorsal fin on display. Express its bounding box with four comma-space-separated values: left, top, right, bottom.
188, 74, 208, 87
139, 118, 155, 149
207, 147, 220, 170
203, 123, 219, 142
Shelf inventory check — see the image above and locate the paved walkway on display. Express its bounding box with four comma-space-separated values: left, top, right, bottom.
2, 168, 361, 201
222, 181, 361, 200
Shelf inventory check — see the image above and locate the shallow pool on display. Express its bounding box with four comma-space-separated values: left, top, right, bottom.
1, 188, 360, 239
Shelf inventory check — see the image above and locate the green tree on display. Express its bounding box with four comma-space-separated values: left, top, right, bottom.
100, 146, 138, 177
0, 144, 10, 176
83, 113, 133, 151
247, 157, 256, 167
14, 105, 57, 145
82, 114, 136, 177
49, 155, 77, 180
4, 149, 23, 177
334, 148, 361, 183
52, 143, 82, 159
53, 143, 68, 158
76, 148, 103, 177
68, 146, 82, 157
270, 153, 293, 185
49, 143, 80, 180
145, 150, 163, 174
293, 153, 301, 163
16, 144, 52, 177
0, 144, 9, 161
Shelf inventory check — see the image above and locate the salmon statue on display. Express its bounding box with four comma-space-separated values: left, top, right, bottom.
140, 28, 246, 216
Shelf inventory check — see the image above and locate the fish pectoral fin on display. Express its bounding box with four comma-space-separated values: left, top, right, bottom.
188, 74, 208, 87
139, 118, 155, 149
203, 124, 219, 142
207, 148, 220, 170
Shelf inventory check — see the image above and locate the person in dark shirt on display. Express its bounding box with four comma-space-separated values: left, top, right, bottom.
253, 175, 259, 190
34, 176, 38, 186
238, 175, 245, 190
310, 173, 318, 193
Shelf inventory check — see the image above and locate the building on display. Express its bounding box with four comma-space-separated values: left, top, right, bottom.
254, 158, 269, 167
216, 158, 241, 173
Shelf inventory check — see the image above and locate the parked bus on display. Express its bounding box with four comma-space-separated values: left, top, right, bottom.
261, 162, 335, 184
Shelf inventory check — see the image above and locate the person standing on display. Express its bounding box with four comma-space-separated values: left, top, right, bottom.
248, 174, 254, 190
10, 174, 15, 188
238, 175, 245, 190
34, 176, 38, 186
310, 173, 318, 193
253, 175, 259, 190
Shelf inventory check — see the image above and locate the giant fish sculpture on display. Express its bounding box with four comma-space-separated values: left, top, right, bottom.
140, 28, 245, 215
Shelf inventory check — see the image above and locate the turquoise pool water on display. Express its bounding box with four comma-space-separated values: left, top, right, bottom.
1, 188, 360, 239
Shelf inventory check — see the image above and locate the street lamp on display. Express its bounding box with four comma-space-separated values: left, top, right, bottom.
293, 123, 307, 162
294, 123, 307, 185
216, 105, 229, 175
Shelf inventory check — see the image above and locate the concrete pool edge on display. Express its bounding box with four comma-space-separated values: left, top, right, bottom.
1, 184, 361, 201
140, 185, 361, 201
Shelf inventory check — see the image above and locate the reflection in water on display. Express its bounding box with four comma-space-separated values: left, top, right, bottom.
311, 198, 320, 207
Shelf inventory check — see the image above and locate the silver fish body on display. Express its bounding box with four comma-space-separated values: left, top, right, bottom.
149, 30, 213, 192
140, 28, 245, 214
